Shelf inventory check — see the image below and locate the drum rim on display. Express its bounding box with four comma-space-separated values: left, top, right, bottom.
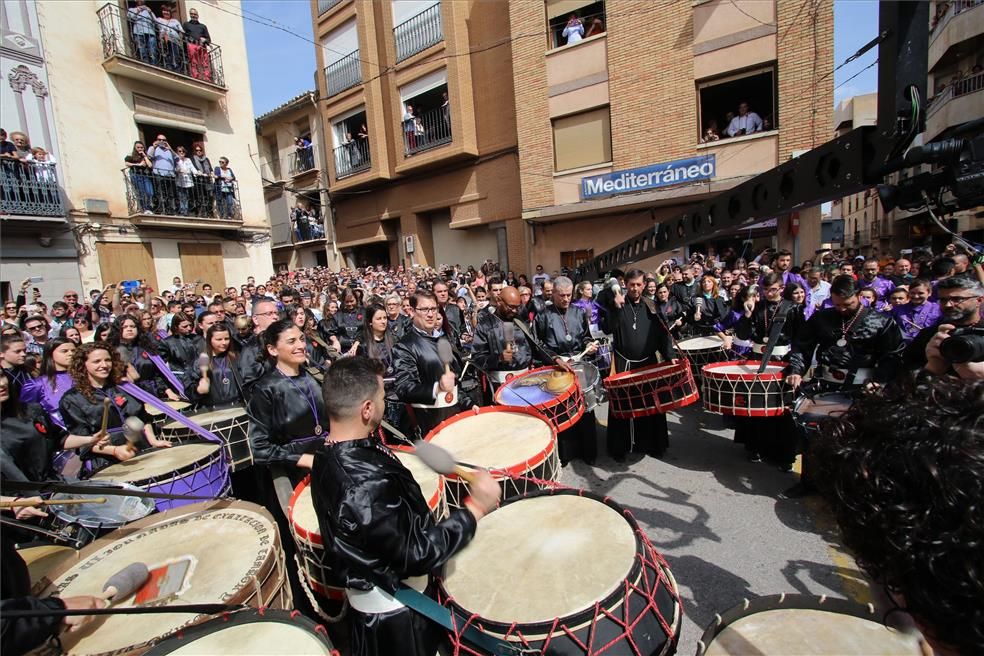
702, 359, 786, 381
49, 481, 157, 527
88, 441, 224, 487
439, 487, 674, 637
494, 365, 582, 408
695, 593, 892, 656
603, 359, 690, 388
161, 405, 247, 430
423, 406, 559, 478
142, 608, 333, 655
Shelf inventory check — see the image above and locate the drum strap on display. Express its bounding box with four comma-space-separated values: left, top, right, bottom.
392, 585, 527, 655
119, 382, 223, 446
145, 352, 188, 399
757, 302, 792, 373
1, 479, 226, 502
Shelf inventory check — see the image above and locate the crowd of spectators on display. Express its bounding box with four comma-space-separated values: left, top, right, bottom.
0, 128, 60, 209
700, 101, 771, 143
125, 1, 214, 81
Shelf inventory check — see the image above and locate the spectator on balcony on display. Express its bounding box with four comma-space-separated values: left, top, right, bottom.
29, 147, 58, 207
124, 141, 154, 214
357, 123, 369, 141
0, 128, 17, 165
562, 13, 584, 45
294, 136, 314, 171
127, 0, 158, 65
182, 7, 212, 82
190, 142, 214, 217
725, 102, 763, 137
441, 91, 451, 135
147, 134, 178, 214
213, 156, 236, 219
156, 6, 185, 73
343, 132, 361, 168
586, 16, 605, 37
174, 146, 196, 216
403, 104, 417, 152
700, 121, 721, 143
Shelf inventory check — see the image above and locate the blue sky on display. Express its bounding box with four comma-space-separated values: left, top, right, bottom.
243, 0, 882, 117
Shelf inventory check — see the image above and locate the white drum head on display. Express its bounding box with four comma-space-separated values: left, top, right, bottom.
291, 482, 318, 535
146, 401, 190, 416
704, 608, 921, 655
429, 412, 553, 471
158, 621, 332, 655
164, 406, 245, 429
708, 363, 784, 375
443, 495, 635, 624
678, 336, 724, 351
41, 506, 279, 656
394, 451, 441, 509
90, 443, 219, 483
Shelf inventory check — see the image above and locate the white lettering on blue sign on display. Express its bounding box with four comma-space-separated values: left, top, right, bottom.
580, 155, 716, 200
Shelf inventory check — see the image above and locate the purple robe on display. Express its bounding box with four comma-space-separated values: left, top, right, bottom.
19, 371, 72, 429
859, 275, 895, 300
892, 302, 943, 343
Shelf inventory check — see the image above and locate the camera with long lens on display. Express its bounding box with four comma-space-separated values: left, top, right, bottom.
939, 327, 984, 364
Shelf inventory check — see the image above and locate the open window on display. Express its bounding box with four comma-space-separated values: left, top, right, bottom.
331, 106, 371, 178
697, 66, 777, 143
546, 0, 606, 49
399, 69, 452, 156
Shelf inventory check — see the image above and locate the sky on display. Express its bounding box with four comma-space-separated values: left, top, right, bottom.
243, 0, 882, 117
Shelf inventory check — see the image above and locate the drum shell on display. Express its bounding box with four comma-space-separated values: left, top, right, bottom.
701, 361, 793, 417
143, 609, 335, 655
791, 392, 855, 438
161, 406, 253, 472
494, 366, 585, 432
571, 361, 602, 411
677, 336, 729, 380
603, 359, 699, 419
44, 482, 157, 548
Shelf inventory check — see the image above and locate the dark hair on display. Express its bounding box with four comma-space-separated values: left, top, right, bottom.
361, 304, 393, 359
829, 274, 859, 298
410, 291, 437, 309
936, 275, 984, 295
59, 323, 81, 343
262, 318, 302, 362
624, 269, 646, 282
730, 284, 753, 312
760, 272, 782, 289
205, 323, 237, 363
931, 257, 956, 279
93, 323, 113, 343
196, 311, 217, 330
782, 282, 806, 302
0, 370, 26, 419
1, 333, 26, 351
107, 313, 157, 354
169, 312, 194, 334
68, 341, 126, 402
776, 249, 792, 258
39, 337, 74, 390
322, 355, 385, 421
813, 375, 984, 653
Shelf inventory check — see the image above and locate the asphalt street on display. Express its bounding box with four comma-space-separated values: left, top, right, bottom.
558, 402, 878, 656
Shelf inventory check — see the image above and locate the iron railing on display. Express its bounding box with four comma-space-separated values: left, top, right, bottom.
122, 168, 240, 220
97, 3, 226, 87
402, 105, 452, 156
930, 0, 983, 37
333, 139, 371, 178
394, 3, 443, 63
288, 146, 317, 176
0, 160, 64, 217
325, 50, 361, 97
290, 209, 326, 243
928, 71, 984, 117
318, 0, 343, 15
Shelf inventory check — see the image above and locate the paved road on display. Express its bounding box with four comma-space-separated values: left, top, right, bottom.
559, 402, 877, 655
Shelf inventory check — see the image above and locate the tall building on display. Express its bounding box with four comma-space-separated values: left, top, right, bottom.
311, 0, 521, 270
509, 0, 833, 272
830, 93, 877, 254
256, 90, 341, 272
2, 0, 272, 297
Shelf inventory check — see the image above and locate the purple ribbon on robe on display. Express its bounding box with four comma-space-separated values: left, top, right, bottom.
144, 351, 188, 399
119, 381, 222, 446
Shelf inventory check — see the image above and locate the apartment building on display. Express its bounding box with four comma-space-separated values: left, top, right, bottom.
311, 0, 521, 270
830, 93, 878, 254
256, 90, 342, 272
509, 0, 833, 272
3, 0, 272, 296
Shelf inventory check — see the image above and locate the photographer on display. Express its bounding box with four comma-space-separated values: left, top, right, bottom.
904, 276, 984, 380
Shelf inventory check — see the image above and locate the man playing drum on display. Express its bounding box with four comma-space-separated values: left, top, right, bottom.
310, 357, 500, 656
533, 277, 599, 465
598, 269, 675, 460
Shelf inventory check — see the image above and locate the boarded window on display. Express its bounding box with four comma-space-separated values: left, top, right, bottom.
178, 242, 226, 290
552, 107, 611, 172
96, 242, 158, 291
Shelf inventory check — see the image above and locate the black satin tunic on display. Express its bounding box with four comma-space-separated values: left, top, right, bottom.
392, 328, 465, 406
533, 304, 590, 357
320, 309, 363, 352
59, 385, 144, 465
159, 334, 205, 380
785, 306, 904, 379
735, 300, 803, 348
237, 336, 271, 395
472, 311, 541, 373
116, 342, 169, 397
185, 353, 244, 408
0, 406, 60, 482
247, 368, 326, 466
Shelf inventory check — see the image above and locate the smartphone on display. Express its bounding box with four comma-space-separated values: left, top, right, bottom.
28, 276, 43, 283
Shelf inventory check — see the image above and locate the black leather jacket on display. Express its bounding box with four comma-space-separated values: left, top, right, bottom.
533, 304, 590, 357
735, 300, 803, 347
392, 327, 463, 405
785, 306, 903, 378
441, 303, 466, 341
311, 439, 476, 593
246, 369, 326, 466
320, 309, 363, 351
159, 334, 204, 378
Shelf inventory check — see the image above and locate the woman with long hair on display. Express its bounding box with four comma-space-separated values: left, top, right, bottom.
189, 323, 243, 407
124, 140, 154, 212
572, 280, 602, 332
106, 314, 177, 399
59, 324, 81, 345
357, 304, 402, 434
58, 343, 170, 469
287, 305, 330, 366
689, 274, 730, 339
159, 313, 204, 386
653, 283, 686, 340
19, 338, 75, 430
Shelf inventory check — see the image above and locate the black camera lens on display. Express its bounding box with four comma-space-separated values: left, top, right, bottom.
939, 328, 984, 364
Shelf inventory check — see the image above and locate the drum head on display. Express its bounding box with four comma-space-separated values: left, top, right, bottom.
394, 451, 441, 511
496, 368, 577, 407
705, 362, 784, 376
17, 545, 76, 589
289, 479, 319, 540
678, 336, 724, 351
51, 481, 156, 527
144, 609, 334, 655
699, 595, 922, 655
793, 393, 854, 418
145, 401, 190, 416
163, 406, 245, 430
442, 494, 635, 624
429, 410, 554, 473
89, 443, 220, 484
37, 501, 281, 656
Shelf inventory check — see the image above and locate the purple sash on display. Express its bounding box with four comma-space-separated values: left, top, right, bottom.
144, 351, 188, 399
119, 382, 221, 446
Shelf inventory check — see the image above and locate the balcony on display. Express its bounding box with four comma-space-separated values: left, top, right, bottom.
122, 168, 242, 229
401, 105, 452, 156
696, 130, 778, 180
318, 0, 344, 15
290, 210, 326, 244
926, 71, 983, 140
325, 50, 361, 98
288, 146, 317, 177
96, 3, 226, 101
333, 138, 371, 179
0, 161, 64, 218
394, 4, 443, 63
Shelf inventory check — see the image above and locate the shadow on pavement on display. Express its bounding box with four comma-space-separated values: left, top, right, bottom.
663, 553, 754, 635
780, 558, 870, 600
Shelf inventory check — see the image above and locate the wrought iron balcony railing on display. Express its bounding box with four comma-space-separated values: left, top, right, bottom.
394, 3, 443, 63
401, 105, 452, 156
288, 146, 317, 176
122, 167, 240, 221
97, 3, 226, 87
325, 50, 361, 97
0, 160, 64, 217
333, 138, 371, 178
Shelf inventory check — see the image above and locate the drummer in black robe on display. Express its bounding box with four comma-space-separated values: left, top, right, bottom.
532, 278, 599, 465
598, 269, 674, 460
237, 298, 280, 396
733, 273, 802, 469
158, 313, 205, 387
1, 335, 32, 402
310, 356, 500, 656
187, 323, 244, 408
783, 274, 904, 497
1, 371, 62, 482
319, 288, 362, 354
392, 291, 474, 437
106, 314, 179, 400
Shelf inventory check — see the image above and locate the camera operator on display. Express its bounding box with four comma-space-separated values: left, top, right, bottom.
903, 276, 984, 380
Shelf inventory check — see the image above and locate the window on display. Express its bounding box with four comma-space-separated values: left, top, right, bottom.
697, 66, 777, 143
552, 107, 611, 172
546, 0, 606, 49
399, 70, 452, 156
561, 249, 593, 269
323, 19, 360, 97
332, 107, 371, 177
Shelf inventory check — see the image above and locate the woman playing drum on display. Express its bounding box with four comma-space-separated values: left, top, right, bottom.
19, 338, 75, 430
158, 313, 204, 387
188, 323, 244, 408
689, 274, 731, 340
106, 314, 179, 400
654, 282, 686, 340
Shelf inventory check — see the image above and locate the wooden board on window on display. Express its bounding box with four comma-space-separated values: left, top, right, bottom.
96, 242, 159, 291
178, 242, 226, 290
561, 249, 594, 269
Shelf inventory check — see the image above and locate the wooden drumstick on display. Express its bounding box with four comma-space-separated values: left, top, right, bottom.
100, 397, 111, 435
413, 439, 479, 483
437, 338, 453, 377
0, 497, 108, 509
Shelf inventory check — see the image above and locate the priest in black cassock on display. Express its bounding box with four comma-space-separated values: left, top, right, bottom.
598, 269, 675, 460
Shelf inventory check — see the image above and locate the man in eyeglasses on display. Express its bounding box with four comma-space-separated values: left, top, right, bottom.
904, 276, 984, 379
22, 315, 50, 356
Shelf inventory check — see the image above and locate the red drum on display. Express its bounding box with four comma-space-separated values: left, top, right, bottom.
494, 366, 584, 432
603, 359, 699, 419
701, 361, 793, 417
677, 336, 729, 380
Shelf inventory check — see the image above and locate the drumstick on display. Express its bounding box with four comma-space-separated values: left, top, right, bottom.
99, 397, 111, 435
413, 439, 480, 482
437, 338, 453, 377
0, 497, 108, 509
101, 562, 150, 602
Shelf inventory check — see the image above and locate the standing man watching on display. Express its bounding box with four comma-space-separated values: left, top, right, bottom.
903, 277, 984, 379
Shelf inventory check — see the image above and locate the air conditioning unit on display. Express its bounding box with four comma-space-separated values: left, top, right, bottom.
83, 198, 110, 215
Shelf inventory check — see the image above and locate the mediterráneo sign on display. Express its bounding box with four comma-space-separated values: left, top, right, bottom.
580, 155, 716, 200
